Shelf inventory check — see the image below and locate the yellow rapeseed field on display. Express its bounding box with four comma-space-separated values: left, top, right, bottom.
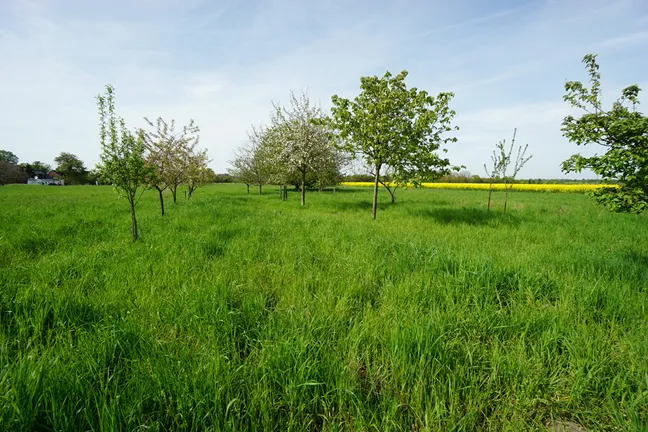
341, 182, 617, 193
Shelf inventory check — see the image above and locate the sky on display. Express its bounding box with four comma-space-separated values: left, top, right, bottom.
1, 0, 647, 179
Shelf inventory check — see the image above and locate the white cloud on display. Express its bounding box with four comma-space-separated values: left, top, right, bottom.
414, 3, 535, 39
450, 70, 524, 93
598, 31, 648, 49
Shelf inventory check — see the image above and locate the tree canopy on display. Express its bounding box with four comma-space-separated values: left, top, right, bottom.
0, 150, 19, 165
142, 117, 205, 213
229, 126, 272, 195
561, 54, 648, 213
20, 161, 52, 177
329, 70, 459, 219
97, 85, 149, 241
55, 152, 88, 184
268, 91, 338, 206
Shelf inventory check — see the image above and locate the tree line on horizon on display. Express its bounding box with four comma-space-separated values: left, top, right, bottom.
0, 149, 611, 189
0, 151, 100, 185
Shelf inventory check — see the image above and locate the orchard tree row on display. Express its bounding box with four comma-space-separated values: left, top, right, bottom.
230, 71, 463, 218
93, 51, 648, 241
3, 52, 645, 241
230, 53, 647, 218
96, 85, 213, 241
229, 92, 347, 206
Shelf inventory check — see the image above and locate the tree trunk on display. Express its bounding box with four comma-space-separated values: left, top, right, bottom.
258, 184, 262, 195
504, 183, 510, 214
301, 171, 306, 206
487, 183, 493, 212
129, 197, 138, 242
188, 186, 195, 200
158, 187, 165, 216
372, 165, 381, 220
389, 188, 395, 204
246, 184, 250, 194
171, 185, 177, 203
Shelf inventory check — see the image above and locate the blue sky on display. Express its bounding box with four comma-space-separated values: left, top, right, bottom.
1, 0, 647, 178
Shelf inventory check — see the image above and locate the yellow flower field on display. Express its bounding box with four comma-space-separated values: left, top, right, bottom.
341, 182, 617, 193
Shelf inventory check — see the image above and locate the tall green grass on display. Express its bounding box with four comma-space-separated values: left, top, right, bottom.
1, 184, 647, 431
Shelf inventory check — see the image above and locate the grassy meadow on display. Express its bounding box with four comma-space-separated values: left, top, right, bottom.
1, 184, 647, 431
